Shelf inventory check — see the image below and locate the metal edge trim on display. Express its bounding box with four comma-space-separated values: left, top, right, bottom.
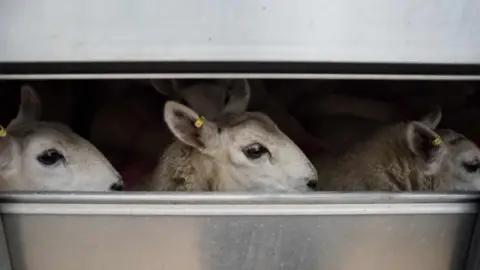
1, 193, 479, 205
1, 74, 480, 80
0, 203, 477, 216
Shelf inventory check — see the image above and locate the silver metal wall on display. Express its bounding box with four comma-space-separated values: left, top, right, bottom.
465, 212, 480, 270
1, 2, 480, 269
0, 216, 11, 270
0, 193, 478, 270
0, 0, 479, 63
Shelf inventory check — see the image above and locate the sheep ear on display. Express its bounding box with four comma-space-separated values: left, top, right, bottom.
8, 85, 41, 129
221, 79, 251, 114
0, 119, 15, 171
419, 106, 442, 129
0, 135, 14, 170
164, 101, 217, 150
406, 121, 447, 175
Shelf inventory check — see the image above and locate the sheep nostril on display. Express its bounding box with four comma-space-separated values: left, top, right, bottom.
110, 182, 124, 191
307, 180, 317, 190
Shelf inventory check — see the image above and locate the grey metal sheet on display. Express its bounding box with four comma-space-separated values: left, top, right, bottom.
0, 0, 479, 64
1, 192, 479, 204
465, 213, 480, 270
0, 193, 478, 270
0, 216, 11, 270
3, 213, 475, 270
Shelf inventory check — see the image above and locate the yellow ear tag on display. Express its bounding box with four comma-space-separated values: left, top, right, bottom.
432, 136, 442, 146
194, 116, 205, 128
0, 126, 7, 137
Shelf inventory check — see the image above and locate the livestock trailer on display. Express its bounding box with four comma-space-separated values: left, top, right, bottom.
0, 0, 480, 269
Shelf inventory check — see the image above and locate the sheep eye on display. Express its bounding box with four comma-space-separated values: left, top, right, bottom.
462, 160, 480, 173
242, 143, 270, 160
37, 148, 65, 167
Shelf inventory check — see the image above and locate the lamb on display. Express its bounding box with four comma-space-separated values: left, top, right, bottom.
91, 79, 326, 189
436, 128, 480, 190
314, 109, 480, 191
0, 85, 123, 191
148, 92, 317, 192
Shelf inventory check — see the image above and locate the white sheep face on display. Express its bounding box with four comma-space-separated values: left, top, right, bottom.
0, 85, 123, 192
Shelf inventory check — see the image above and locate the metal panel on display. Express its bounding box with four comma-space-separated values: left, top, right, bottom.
0, 193, 478, 270
0, 0, 480, 64
465, 213, 480, 270
0, 216, 11, 270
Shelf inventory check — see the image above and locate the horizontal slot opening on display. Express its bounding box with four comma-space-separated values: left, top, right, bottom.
0, 77, 478, 197
0, 75, 479, 270
1, 62, 480, 79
